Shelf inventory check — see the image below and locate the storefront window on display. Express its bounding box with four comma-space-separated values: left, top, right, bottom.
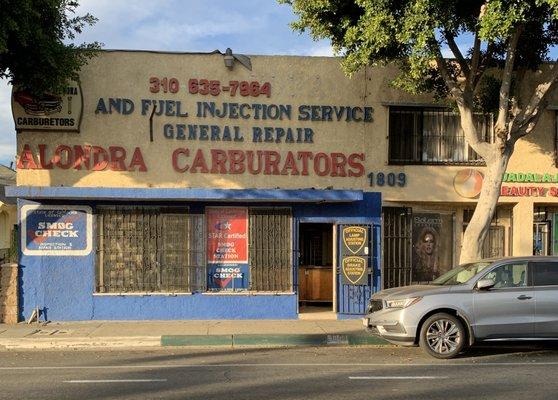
533, 207, 556, 255
95, 206, 292, 294
388, 106, 492, 165
96, 206, 205, 293
463, 208, 507, 259
248, 208, 292, 292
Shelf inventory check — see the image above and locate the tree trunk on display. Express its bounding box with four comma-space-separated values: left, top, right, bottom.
459, 147, 511, 263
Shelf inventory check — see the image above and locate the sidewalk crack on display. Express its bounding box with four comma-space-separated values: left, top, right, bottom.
23, 329, 40, 338
207, 321, 221, 335
315, 322, 327, 334
87, 323, 105, 337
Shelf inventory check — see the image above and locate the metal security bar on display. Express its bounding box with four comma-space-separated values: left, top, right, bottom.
389, 107, 492, 165
383, 207, 413, 289
96, 206, 205, 293
249, 208, 292, 291
463, 208, 506, 258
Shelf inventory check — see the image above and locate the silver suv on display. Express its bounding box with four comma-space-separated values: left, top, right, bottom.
363, 256, 558, 358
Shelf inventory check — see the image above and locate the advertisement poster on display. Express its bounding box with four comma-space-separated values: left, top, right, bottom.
21, 205, 92, 256
340, 225, 369, 285
412, 213, 453, 282
206, 207, 249, 289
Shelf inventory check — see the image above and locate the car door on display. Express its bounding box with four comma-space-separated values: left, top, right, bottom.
531, 261, 558, 338
472, 262, 534, 339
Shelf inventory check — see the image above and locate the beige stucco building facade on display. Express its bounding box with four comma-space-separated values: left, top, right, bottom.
8, 50, 558, 320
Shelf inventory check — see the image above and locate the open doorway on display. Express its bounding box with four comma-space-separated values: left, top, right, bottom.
298, 223, 334, 317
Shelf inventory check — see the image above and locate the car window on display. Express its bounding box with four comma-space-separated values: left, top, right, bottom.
531, 262, 558, 286
482, 263, 527, 289
431, 262, 492, 285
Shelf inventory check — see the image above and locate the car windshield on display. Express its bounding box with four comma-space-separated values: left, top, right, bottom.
431, 262, 493, 286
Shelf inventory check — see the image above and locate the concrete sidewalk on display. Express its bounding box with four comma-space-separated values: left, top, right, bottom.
0, 320, 390, 350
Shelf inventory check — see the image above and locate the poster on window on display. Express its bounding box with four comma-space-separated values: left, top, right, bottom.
412, 213, 453, 282
21, 205, 92, 256
206, 207, 249, 289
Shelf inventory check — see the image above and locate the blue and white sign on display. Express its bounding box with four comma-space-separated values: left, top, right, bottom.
21, 205, 93, 256
207, 264, 249, 290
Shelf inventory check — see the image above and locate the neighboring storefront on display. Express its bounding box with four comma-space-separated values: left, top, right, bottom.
9, 50, 558, 320
0, 164, 16, 263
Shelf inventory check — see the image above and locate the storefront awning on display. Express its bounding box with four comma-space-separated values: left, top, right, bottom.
5, 186, 363, 203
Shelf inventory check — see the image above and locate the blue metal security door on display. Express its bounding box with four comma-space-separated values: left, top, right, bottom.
337, 224, 380, 315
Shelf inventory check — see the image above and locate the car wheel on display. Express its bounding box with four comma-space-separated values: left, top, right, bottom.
419, 313, 466, 359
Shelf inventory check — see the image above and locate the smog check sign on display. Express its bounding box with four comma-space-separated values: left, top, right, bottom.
21, 205, 92, 256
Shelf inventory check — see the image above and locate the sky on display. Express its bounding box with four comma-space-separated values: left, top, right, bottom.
0, 0, 334, 167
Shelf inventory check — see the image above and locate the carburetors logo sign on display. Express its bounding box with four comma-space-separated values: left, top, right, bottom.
11, 81, 83, 132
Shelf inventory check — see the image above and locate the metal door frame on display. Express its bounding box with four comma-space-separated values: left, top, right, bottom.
382, 207, 413, 289
295, 221, 336, 312
336, 223, 380, 315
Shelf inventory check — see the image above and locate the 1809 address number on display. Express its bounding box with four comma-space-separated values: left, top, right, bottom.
368, 172, 406, 187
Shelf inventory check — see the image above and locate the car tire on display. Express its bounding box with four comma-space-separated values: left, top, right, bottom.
419, 313, 467, 359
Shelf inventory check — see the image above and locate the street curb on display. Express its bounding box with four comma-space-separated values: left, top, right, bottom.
161, 335, 233, 347
0, 336, 161, 350
160, 334, 390, 347
233, 334, 326, 346
347, 334, 390, 346
0, 334, 390, 350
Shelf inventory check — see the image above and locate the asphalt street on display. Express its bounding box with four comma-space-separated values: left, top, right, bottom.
1, 344, 558, 399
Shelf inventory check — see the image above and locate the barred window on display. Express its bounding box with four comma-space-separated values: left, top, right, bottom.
389, 107, 492, 165
96, 206, 293, 294
96, 206, 205, 293
249, 208, 292, 291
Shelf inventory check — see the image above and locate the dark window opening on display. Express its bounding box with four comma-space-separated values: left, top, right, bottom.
389, 106, 492, 165
383, 207, 413, 289
531, 262, 558, 286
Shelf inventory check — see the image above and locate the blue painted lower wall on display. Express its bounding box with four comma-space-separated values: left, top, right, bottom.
17, 191, 381, 321
92, 294, 298, 320
19, 243, 298, 320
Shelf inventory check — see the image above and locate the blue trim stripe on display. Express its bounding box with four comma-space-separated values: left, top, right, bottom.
6, 186, 363, 203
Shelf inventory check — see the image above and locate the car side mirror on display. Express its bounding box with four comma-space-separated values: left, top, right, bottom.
476, 279, 495, 291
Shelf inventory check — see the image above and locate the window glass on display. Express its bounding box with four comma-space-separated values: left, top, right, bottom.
388, 106, 491, 165
249, 208, 292, 291
96, 206, 293, 294
482, 263, 527, 289
531, 262, 558, 286
431, 262, 491, 285
96, 206, 204, 293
